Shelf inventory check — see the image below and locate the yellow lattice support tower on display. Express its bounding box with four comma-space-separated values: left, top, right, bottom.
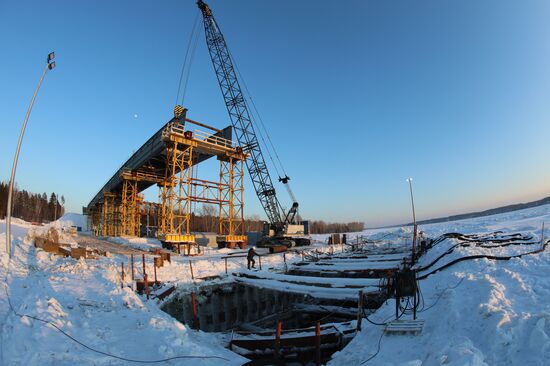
102, 192, 120, 237
86, 113, 249, 252
159, 142, 195, 245
233, 157, 245, 238
218, 156, 246, 248
88, 206, 102, 236
121, 174, 142, 237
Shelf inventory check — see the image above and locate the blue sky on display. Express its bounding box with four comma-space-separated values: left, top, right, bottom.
1, 0, 549, 227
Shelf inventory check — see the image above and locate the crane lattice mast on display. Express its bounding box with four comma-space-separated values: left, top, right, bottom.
197, 0, 286, 227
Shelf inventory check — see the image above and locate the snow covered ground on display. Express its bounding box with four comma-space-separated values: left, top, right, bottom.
0, 203, 549, 365
330, 204, 550, 365
0, 216, 252, 365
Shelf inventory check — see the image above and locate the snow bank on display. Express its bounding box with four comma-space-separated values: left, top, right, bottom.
107, 236, 162, 251
0, 219, 246, 365
2, 203, 549, 365
55, 212, 88, 231
329, 203, 550, 365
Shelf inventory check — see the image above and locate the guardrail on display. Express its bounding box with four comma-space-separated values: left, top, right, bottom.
165, 123, 235, 149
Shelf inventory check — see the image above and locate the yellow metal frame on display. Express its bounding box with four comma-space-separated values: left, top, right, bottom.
164, 234, 196, 243
88, 207, 101, 236
102, 192, 120, 237
218, 156, 245, 245
93, 119, 248, 249
121, 175, 142, 237
159, 142, 194, 241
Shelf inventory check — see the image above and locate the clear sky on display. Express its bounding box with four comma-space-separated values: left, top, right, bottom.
1, 0, 549, 227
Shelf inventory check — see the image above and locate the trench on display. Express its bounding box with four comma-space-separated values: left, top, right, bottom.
161, 281, 377, 364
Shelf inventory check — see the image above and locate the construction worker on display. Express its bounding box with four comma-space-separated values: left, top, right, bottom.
247, 247, 257, 270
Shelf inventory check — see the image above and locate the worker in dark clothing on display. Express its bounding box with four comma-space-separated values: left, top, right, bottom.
342, 234, 347, 244
247, 247, 257, 270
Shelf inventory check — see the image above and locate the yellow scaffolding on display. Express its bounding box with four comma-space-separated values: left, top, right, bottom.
88, 206, 102, 236
157, 122, 247, 250
159, 143, 194, 245
120, 173, 143, 237
218, 156, 246, 248
102, 192, 120, 237
90, 114, 248, 250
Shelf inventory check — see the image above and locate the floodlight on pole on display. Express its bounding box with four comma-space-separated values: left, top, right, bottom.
5, 52, 56, 257
406, 177, 417, 262
406, 178, 416, 226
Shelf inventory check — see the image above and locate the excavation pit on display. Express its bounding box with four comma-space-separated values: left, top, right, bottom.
161, 282, 359, 332
161, 281, 359, 363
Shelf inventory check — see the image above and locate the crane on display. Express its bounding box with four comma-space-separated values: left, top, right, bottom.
196, 0, 309, 247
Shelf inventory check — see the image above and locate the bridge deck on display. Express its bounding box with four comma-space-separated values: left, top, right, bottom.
86, 117, 234, 212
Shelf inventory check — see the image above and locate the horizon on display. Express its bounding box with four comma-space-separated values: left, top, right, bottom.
1, 0, 550, 227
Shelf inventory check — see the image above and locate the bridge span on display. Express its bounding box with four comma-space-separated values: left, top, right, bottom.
85, 106, 248, 251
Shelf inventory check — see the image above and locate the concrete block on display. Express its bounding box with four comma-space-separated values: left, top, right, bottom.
58, 247, 71, 257
70, 247, 87, 259
43, 241, 60, 254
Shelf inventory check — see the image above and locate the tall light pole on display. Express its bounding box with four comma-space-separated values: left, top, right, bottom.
406, 178, 416, 225
5, 52, 56, 257
406, 177, 417, 262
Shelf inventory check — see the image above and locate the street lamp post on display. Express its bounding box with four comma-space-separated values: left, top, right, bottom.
406, 178, 417, 262
5, 52, 56, 257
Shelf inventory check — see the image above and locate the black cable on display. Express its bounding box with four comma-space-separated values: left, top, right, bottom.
181, 21, 202, 105
419, 277, 465, 313
417, 279, 426, 311
418, 241, 548, 280
362, 296, 407, 326
359, 330, 384, 364
175, 10, 200, 106
363, 314, 389, 326
358, 233, 547, 365
415, 233, 536, 273
2, 250, 230, 363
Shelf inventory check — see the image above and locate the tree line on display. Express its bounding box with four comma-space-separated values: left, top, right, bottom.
307, 220, 364, 234
0, 181, 65, 223
186, 206, 265, 233
184, 205, 363, 234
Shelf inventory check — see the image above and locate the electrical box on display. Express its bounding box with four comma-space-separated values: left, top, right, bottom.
396, 268, 417, 297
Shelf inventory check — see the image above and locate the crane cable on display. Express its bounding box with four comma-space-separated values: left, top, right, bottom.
198, 20, 284, 183
229, 52, 301, 219
229, 52, 289, 180
175, 10, 201, 106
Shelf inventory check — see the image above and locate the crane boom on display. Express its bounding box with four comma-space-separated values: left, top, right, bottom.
197, 0, 285, 228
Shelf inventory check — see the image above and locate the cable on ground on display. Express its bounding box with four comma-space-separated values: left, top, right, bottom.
2, 247, 230, 363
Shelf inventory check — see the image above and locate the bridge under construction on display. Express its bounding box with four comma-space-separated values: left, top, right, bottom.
85, 106, 248, 251
86, 0, 311, 252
